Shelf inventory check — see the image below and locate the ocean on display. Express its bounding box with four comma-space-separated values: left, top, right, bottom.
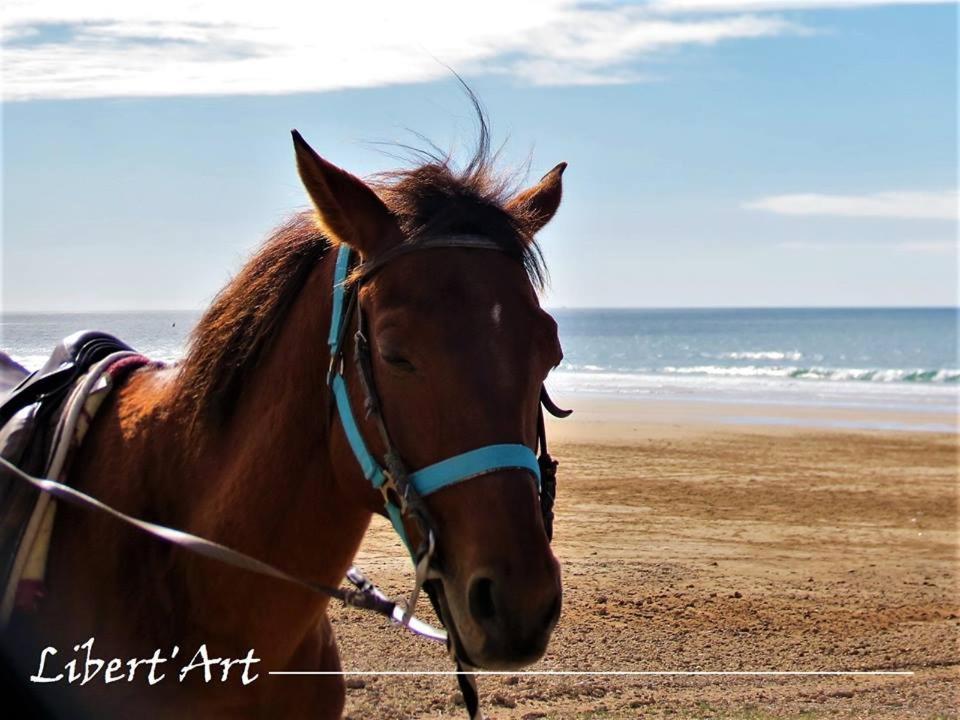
2, 308, 957, 417
547, 307, 959, 415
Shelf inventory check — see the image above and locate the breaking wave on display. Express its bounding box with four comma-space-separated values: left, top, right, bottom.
707, 350, 805, 361
660, 365, 959, 384
560, 362, 960, 384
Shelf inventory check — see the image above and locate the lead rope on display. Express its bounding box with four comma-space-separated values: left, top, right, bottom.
456, 661, 482, 720
420, 582, 482, 720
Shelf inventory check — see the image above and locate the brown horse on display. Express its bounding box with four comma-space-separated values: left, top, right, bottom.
7, 122, 566, 718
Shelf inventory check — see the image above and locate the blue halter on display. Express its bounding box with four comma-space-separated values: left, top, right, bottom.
326, 244, 541, 554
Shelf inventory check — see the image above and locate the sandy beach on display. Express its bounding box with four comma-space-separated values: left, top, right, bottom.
326, 396, 959, 719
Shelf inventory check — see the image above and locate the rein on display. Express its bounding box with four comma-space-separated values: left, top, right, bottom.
0, 455, 443, 638
0, 235, 570, 718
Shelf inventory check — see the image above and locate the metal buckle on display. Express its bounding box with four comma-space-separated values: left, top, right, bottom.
327, 354, 343, 384
379, 470, 408, 515
354, 327, 368, 350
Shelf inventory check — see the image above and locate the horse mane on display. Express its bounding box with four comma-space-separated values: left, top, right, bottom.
176, 213, 330, 437
177, 103, 545, 437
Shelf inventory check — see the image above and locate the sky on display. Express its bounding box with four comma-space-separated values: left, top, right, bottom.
1, 0, 957, 310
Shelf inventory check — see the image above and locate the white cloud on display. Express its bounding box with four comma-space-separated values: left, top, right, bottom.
2, 0, 950, 101
745, 190, 959, 220
491, 13, 798, 85
649, 0, 952, 13
1, 1, 803, 101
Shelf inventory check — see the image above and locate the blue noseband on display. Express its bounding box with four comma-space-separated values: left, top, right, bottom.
326, 244, 541, 552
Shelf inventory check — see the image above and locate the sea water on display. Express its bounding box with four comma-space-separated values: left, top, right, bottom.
2, 308, 957, 416
547, 307, 959, 415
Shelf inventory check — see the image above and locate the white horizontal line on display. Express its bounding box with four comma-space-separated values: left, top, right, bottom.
269, 670, 914, 676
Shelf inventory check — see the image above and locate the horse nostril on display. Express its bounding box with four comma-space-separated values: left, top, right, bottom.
468, 577, 497, 622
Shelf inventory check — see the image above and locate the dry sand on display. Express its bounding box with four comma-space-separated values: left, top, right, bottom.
327, 397, 959, 719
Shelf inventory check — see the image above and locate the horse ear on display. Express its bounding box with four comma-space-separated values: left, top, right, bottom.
507, 162, 567, 235
291, 130, 400, 257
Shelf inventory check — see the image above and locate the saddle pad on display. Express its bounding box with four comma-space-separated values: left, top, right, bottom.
0, 335, 151, 625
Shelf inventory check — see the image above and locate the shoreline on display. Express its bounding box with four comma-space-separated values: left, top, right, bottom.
543, 392, 958, 443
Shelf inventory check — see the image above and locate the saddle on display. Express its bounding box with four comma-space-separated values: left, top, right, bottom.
0, 332, 151, 624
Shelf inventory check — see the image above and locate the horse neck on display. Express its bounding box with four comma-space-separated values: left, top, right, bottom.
181, 253, 371, 590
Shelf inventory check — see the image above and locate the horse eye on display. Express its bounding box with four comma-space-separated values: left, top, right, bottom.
380, 352, 416, 373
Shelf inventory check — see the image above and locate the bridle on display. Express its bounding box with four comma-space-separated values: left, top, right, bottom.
327, 236, 567, 561
327, 236, 570, 718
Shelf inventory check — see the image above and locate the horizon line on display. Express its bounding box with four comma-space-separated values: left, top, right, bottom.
2, 305, 958, 315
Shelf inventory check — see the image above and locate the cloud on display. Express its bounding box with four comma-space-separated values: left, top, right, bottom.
3, 0, 950, 101
745, 190, 959, 220
1, 1, 803, 101
490, 13, 799, 85
649, 0, 952, 13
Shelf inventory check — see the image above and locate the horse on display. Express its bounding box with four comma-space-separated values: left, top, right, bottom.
1, 116, 566, 718
1, 119, 567, 718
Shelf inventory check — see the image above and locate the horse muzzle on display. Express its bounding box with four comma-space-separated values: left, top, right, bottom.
432, 556, 562, 670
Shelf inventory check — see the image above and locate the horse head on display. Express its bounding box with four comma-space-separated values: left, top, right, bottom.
293, 131, 565, 670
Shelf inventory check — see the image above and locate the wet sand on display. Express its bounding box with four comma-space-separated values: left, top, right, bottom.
327, 397, 959, 719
